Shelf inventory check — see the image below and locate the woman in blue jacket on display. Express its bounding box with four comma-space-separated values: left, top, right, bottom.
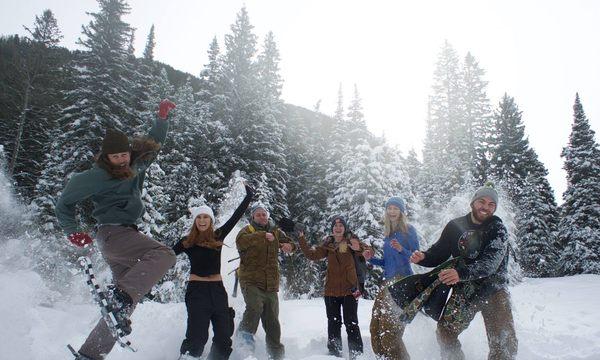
367, 197, 419, 279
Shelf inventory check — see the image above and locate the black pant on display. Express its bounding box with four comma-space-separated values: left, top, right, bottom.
324, 295, 363, 357
181, 281, 234, 359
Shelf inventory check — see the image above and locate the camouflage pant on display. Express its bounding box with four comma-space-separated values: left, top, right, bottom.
370, 289, 410, 360
437, 288, 518, 360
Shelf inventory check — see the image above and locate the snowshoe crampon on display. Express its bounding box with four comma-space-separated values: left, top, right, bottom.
78, 256, 137, 352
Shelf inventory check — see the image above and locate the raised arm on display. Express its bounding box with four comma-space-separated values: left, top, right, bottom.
216, 184, 254, 240
298, 234, 327, 261
137, 100, 175, 168
172, 237, 186, 255
418, 222, 453, 268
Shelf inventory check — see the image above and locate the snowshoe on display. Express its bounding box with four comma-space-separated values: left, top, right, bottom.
67, 344, 94, 360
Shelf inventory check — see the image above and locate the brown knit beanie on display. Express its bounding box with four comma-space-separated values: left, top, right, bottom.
101, 129, 130, 155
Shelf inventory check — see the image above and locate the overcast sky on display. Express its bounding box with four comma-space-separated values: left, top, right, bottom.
2, 0, 599, 202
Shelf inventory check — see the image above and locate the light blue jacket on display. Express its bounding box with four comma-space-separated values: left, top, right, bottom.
369, 224, 419, 279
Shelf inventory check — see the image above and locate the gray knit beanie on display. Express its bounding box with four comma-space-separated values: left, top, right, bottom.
471, 181, 499, 205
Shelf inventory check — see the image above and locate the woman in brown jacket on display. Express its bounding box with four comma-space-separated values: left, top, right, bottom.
298, 215, 373, 359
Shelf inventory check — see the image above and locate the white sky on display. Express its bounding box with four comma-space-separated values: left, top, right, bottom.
2, 0, 600, 202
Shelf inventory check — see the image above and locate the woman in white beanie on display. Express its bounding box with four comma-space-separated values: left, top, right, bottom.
172, 183, 253, 359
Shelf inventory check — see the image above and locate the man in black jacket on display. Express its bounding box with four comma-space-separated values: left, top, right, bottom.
410, 183, 518, 360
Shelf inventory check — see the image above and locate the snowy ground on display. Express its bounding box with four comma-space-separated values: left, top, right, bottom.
1, 236, 600, 360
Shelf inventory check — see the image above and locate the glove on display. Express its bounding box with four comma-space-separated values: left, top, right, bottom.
67, 232, 93, 247
277, 218, 296, 233
158, 99, 176, 120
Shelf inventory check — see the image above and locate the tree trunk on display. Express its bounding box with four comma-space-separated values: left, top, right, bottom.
8, 82, 31, 175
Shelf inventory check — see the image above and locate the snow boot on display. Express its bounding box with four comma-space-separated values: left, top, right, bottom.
106, 284, 133, 335
67, 345, 95, 360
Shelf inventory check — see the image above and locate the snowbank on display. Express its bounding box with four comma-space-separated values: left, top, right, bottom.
1, 241, 599, 360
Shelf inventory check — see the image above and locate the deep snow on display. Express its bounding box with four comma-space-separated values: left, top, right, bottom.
1, 232, 600, 360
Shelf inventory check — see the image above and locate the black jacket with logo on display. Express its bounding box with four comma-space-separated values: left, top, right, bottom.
420, 213, 510, 299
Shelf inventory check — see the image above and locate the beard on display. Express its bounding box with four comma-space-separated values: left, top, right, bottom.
109, 163, 134, 180
471, 207, 493, 223
96, 155, 135, 180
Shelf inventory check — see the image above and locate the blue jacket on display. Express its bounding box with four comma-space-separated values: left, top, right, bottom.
369, 224, 419, 279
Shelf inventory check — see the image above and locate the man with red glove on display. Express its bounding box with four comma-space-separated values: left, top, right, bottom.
56, 100, 177, 360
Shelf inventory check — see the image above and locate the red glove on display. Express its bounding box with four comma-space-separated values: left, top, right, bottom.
68, 232, 93, 247
158, 99, 176, 120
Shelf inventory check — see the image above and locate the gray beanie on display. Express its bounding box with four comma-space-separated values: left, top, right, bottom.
471, 182, 499, 205
250, 202, 270, 218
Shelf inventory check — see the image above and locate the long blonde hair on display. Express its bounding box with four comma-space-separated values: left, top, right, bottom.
384, 210, 408, 237
182, 220, 223, 249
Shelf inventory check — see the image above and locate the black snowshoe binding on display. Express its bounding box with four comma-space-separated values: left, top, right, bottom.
105, 284, 133, 335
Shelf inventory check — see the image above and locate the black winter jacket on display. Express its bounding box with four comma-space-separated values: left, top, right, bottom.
419, 213, 510, 299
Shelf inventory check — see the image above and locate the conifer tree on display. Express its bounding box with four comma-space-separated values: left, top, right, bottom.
143, 24, 156, 61
346, 84, 372, 145
160, 79, 203, 221
421, 41, 464, 208
1, 10, 67, 198
490, 94, 559, 276
221, 8, 289, 219
256, 31, 289, 219
462, 52, 493, 184
558, 94, 600, 275
23, 9, 64, 47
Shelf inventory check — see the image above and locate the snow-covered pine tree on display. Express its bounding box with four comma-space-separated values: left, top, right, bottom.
462, 52, 493, 185
558, 94, 600, 275
160, 78, 204, 222
138, 162, 169, 238
516, 175, 559, 277
334, 83, 345, 122
490, 94, 532, 196
490, 94, 560, 277
255, 31, 289, 219
419, 41, 465, 241
33, 0, 138, 231
421, 41, 464, 208
0, 10, 68, 198
279, 107, 325, 298
129, 25, 160, 133
220, 9, 290, 219
221, 6, 258, 176
346, 84, 373, 145
405, 149, 422, 211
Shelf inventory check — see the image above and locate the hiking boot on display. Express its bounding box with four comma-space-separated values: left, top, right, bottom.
106, 284, 133, 335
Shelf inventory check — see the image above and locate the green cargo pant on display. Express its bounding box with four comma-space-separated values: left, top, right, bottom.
78, 225, 176, 360
238, 285, 285, 360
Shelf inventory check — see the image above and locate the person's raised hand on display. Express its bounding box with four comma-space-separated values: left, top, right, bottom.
158, 99, 176, 120
265, 232, 275, 242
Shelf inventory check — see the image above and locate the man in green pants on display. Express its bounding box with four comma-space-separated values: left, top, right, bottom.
56, 100, 177, 360
235, 203, 295, 360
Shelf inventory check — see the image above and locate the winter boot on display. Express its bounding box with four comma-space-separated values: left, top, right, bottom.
67, 345, 95, 360
106, 284, 133, 335
178, 354, 200, 360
